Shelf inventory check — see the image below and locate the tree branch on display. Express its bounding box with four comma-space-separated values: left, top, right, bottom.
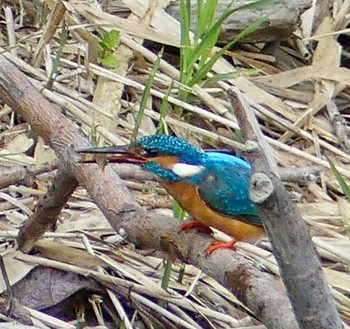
228, 89, 343, 329
17, 166, 79, 252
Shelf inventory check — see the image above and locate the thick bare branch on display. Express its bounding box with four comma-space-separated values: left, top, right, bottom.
17, 167, 79, 252
228, 89, 343, 329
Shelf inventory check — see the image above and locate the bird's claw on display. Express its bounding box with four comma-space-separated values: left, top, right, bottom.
178, 220, 213, 235
205, 239, 238, 256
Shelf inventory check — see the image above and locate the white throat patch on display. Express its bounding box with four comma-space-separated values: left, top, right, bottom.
172, 163, 204, 178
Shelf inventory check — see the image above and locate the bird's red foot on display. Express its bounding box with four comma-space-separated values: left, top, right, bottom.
205, 239, 238, 256
179, 220, 213, 235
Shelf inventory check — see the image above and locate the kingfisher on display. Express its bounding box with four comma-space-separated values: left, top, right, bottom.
78, 134, 265, 254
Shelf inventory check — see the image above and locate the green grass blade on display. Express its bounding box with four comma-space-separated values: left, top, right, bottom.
328, 158, 350, 239
161, 255, 173, 291
187, 0, 275, 70
180, 0, 191, 47
46, 21, 68, 89
189, 15, 268, 86
188, 16, 222, 68
158, 254, 173, 312
232, 0, 275, 11
195, 0, 218, 44
131, 49, 163, 141
180, 0, 191, 56
194, 0, 204, 43
179, 0, 193, 92
197, 27, 221, 67
157, 80, 173, 134
90, 124, 102, 147
328, 158, 350, 202
178, 0, 274, 105
204, 69, 259, 84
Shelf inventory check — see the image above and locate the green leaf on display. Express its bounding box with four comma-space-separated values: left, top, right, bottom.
101, 30, 120, 50
100, 55, 118, 68
98, 40, 108, 51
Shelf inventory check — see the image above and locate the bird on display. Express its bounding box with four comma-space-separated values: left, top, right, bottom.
78, 134, 265, 254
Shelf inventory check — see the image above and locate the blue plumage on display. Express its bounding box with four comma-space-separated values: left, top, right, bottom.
135, 135, 261, 226
134, 134, 205, 164
193, 152, 260, 225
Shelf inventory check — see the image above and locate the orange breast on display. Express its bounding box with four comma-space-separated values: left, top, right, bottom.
162, 180, 265, 242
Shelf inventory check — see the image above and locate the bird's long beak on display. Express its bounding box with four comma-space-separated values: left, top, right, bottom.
77, 145, 148, 164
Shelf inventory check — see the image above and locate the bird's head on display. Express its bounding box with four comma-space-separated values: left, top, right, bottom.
78, 134, 206, 182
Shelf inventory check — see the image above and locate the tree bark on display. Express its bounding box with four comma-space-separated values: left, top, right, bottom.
17, 167, 79, 253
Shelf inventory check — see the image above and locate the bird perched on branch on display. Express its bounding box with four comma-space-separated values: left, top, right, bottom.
78, 134, 265, 254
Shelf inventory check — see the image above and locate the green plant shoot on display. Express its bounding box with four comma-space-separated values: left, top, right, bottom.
98, 30, 120, 68
178, 0, 274, 111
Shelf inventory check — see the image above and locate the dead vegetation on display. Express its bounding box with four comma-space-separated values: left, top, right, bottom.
0, 0, 350, 328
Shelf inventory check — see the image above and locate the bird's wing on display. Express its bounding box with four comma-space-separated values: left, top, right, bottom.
196, 159, 262, 226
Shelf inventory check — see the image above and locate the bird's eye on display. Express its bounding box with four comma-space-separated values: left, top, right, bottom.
145, 149, 159, 157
